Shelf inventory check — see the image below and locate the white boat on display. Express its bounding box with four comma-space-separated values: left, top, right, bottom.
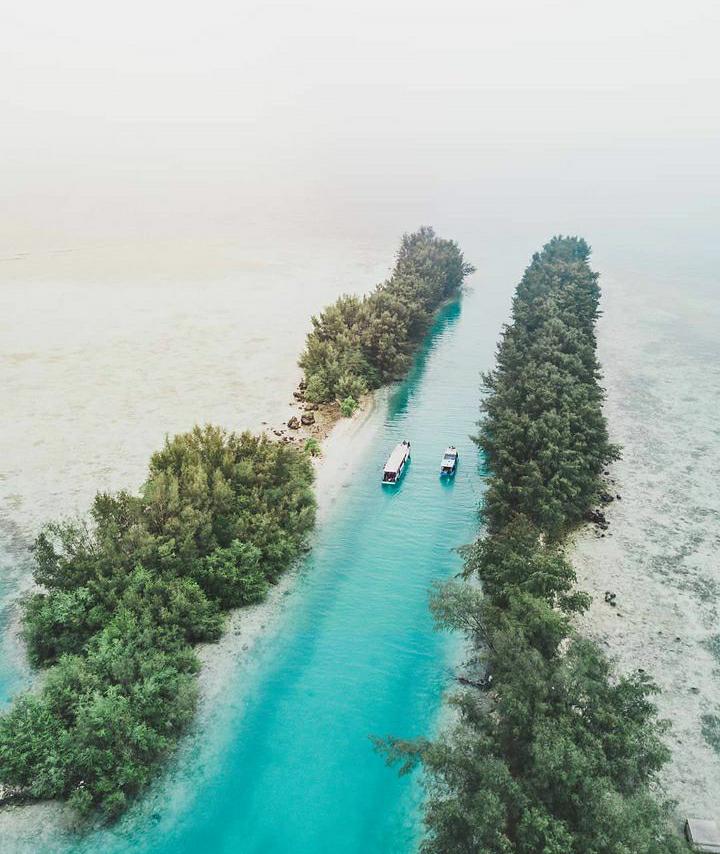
440, 446, 459, 476
685, 818, 720, 853
382, 440, 411, 484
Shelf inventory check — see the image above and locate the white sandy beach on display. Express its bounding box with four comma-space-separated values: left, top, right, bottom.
193, 389, 387, 704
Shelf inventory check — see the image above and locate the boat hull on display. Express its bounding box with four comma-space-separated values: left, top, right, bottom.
382, 457, 410, 485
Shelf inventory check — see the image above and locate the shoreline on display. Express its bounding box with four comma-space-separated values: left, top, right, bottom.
194, 385, 385, 690
0, 387, 387, 849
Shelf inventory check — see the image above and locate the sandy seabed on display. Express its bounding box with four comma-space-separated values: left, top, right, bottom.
572, 271, 720, 825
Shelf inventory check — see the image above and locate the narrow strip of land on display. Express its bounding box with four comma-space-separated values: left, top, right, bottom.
0, 228, 474, 831
380, 237, 687, 854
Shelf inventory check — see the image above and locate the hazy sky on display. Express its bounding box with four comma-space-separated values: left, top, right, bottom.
2, 0, 719, 257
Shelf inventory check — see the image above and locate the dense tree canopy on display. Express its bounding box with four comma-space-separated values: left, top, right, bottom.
478, 236, 619, 540
299, 227, 474, 403
0, 426, 315, 818
379, 237, 685, 853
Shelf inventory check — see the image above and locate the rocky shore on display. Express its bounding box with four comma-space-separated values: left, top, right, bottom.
261, 378, 348, 450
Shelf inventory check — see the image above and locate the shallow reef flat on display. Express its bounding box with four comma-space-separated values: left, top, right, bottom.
574, 270, 720, 823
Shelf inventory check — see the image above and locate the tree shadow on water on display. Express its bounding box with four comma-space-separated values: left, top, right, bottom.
387, 298, 462, 421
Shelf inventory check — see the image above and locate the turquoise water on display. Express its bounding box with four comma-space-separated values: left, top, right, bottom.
3, 282, 508, 853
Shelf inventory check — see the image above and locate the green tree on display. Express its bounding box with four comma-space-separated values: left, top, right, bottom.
379, 237, 684, 853
0, 425, 316, 819
299, 228, 474, 402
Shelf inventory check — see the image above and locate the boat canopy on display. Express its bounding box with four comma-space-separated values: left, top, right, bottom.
384, 443, 410, 474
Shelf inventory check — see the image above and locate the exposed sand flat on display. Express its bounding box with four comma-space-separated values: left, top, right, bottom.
573, 271, 720, 823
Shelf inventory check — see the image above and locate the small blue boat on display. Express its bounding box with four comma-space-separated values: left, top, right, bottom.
440, 446, 459, 477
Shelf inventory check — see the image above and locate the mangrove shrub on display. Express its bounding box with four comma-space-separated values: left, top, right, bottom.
299, 227, 474, 403
0, 426, 316, 819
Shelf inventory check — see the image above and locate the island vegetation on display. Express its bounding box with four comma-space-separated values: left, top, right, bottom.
0, 426, 315, 819
299, 226, 474, 409
378, 237, 687, 853
0, 225, 472, 824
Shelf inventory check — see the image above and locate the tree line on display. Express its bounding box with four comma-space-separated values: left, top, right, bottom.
0, 426, 316, 819
299, 226, 475, 406
0, 225, 470, 823
378, 237, 687, 853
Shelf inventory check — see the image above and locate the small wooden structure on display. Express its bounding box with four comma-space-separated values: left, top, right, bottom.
685, 818, 720, 853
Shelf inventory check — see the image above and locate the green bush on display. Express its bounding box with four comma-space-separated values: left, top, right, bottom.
304, 437, 322, 457
0, 425, 316, 819
335, 372, 368, 402
304, 372, 330, 405
339, 396, 358, 417
299, 227, 474, 403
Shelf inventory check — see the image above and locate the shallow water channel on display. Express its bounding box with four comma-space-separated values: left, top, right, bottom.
4, 281, 510, 853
